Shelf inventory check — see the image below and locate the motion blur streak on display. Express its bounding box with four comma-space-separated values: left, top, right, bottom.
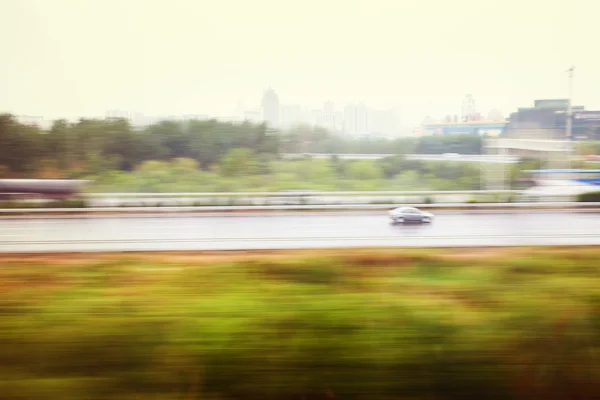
2, 247, 600, 399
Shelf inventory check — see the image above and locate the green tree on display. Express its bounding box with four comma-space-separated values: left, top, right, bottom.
220, 148, 258, 177
0, 114, 45, 174
171, 158, 199, 175
379, 155, 409, 179
344, 160, 383, 181
46, 119, 74, 170
134, 160, 172, 192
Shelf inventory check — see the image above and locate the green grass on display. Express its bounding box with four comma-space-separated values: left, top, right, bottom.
1, 247, 600, 399
0, 199, 87, 209
578, 190, 600, 202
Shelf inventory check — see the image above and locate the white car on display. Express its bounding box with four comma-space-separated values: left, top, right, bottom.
389, 207, 434, 224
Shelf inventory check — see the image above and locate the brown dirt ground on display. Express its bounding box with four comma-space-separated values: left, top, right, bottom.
0, 246, 596, 267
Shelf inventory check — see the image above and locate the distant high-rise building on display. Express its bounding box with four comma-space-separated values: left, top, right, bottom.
343, 103, 371, 136
323, 101, 334, 115
270, 93, 398, 136
261, 88, 280, 128
355, 103, 369, 135
310, 109, 323, 127
461, 94, 477, 122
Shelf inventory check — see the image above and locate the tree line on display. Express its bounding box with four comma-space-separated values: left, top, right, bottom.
89, 155, 485, 193
0, 113, 484, 179
0, 114, 278, 177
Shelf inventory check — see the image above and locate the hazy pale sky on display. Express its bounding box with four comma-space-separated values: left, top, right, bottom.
1, 0, 599, 125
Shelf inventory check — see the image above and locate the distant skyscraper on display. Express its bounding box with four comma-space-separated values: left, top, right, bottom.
355, 103, 369, 135
323, 101, 334, 115
461, 94, 477, 122
261, 88, 280, 128
343, 103, 369, 136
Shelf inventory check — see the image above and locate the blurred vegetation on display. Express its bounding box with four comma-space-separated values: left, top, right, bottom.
3, 113, 597, 192
0, 114, 485, 191
88, 156, 486, 192
1, 247, 600, 399
0, 199, 87, 209
577, 190, 600, 202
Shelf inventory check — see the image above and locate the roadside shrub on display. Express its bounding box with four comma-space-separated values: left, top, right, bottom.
2, 250, 600, 399
0, 199, 87, 209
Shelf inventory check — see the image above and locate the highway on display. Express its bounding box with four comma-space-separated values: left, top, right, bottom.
1, 211, 600, 252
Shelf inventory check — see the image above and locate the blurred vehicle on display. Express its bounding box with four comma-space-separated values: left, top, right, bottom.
388, 206, 434, 224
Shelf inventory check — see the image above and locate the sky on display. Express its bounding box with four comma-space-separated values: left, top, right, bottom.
1, 0, 599, 125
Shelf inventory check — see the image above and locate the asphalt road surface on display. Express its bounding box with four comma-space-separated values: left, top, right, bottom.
1, 211, 600, 252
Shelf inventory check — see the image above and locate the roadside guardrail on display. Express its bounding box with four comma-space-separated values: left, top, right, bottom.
1, 202, 599, 214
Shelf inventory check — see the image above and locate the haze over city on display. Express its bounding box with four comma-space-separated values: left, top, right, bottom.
2, 0, 600, 127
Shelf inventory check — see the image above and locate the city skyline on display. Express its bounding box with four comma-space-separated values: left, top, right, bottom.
2, 0, 598, 128
250, 88, 404, 137
9, 92, 519, 138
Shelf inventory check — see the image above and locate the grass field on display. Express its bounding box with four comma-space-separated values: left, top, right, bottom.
1, 247, 600, 400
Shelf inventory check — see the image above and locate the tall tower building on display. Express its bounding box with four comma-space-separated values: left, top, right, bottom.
261, 88, 280, 129
461, 94, 477, 122
355, 103, 369, 135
